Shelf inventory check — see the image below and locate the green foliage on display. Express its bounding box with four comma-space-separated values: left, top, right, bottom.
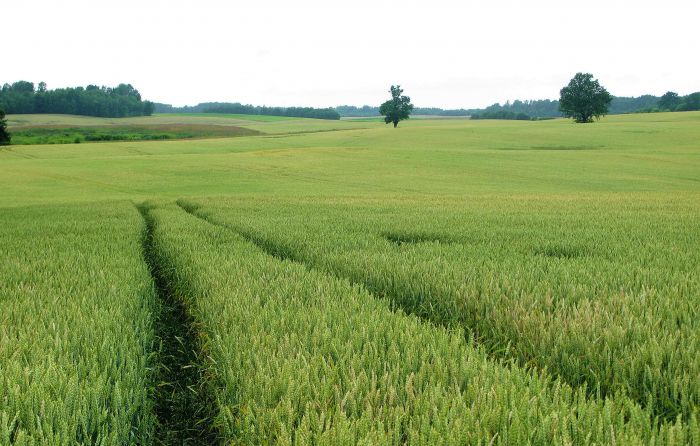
334, 104, 383, 116
559, 73, 613, 123
656, 91, 700, 112
0, 202, 157, 444
379, 85, 414, 127
202, 103, 340, 120
658, 92, 681, 111
471, 99, 561, 119
607, 95, 661, 114
156, 102, 340, 120
0, 108, 10, 145
628, 91, 700, 113
0, 81, 154, 117
338, 96, 675, 120
677, 92, 700, 111
470, 109, 532, 120
336, 104, 472, 117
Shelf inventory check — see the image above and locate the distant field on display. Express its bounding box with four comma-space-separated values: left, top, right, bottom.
164, 112, 294, 121
5, 113, 272, 127
6, 113, 370, 137
2, 111, 698, 205
340, 116, 384, 122
8, 124, 261, 145
1, 111, 699, 443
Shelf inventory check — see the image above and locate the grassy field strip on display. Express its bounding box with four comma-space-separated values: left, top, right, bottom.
2, 112, 699, 208
180, 197, 700, 426
8, 124, 261, 145
0, 202, 157, 444
154, 113, 295, 122
148, 201, 696, 444
136, 203, 217, 444
5, 114, 282, 128
6, 113, 372, 137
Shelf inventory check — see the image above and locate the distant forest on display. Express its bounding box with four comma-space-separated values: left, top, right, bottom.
0, 81, 154, 118
155, 102, 340, 120
335, 105, 473, 117
4, 79, 696, 122
338, 92, 700, 120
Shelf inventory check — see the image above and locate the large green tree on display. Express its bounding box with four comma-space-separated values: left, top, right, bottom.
658, 91, 681, 111
559, 73, 612, 123
677, 92, 700, 111
0, 108, 11, 145
380, 85, 413, 128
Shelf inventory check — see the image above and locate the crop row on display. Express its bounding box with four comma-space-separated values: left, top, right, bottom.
149, 202, 699, 444
0, 203, 157, 444
3, 196, 696, 443
179, 195, 700, 426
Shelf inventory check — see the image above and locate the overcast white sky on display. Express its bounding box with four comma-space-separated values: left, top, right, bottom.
4, 0, 699, 109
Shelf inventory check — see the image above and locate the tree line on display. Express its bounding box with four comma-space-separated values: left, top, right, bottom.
379, 75, 700, 125
657, 91, 700, 112
0, 81, 154, 117
155, 102, 340, 120
336, 105, 472, 117
470, 110, 533, 121
341, 92, 700, 120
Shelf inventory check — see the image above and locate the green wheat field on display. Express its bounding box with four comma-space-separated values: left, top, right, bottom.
1, 112, 699, 444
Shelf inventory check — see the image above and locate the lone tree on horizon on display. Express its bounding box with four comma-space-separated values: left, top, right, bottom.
0, 108, 11, 145
559, 73, 612, 123
380, 85, 413, 128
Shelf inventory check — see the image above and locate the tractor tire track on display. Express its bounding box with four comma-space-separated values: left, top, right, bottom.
136, 203, 218, 445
